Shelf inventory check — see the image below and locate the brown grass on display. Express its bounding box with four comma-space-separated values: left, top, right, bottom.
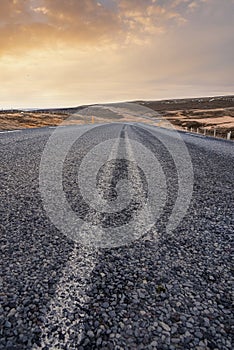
0, 112, 88, 131
1, 96, 234, 140
140, 98, 234, 139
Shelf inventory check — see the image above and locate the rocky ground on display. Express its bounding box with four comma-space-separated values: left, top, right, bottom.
0, 123, 233, 349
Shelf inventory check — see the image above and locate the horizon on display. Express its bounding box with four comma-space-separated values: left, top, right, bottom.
1, 93, 234, 111
0, 0, 233, 108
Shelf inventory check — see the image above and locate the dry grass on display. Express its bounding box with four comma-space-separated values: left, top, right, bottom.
0, 111, 160, 130
0, 112, 87, 131
161, 108, 234, 135
139, 97, 234, 139
1, 96, 234, 140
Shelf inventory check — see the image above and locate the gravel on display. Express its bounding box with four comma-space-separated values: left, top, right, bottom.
0, 123, 233, 349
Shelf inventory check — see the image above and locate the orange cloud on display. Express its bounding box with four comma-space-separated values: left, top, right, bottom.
0, 0, 121, 55
0, 0, 233, 110
0, 0, 198, 56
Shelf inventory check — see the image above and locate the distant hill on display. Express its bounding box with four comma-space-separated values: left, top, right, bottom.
135, 95, 234, 111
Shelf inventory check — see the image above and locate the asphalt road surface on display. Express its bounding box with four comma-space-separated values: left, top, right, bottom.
0, 121, 233, 350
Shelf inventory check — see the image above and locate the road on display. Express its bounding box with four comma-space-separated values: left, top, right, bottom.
0, 121, 233, 350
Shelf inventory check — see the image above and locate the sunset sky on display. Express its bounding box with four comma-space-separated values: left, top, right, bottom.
0, 0, 233, 109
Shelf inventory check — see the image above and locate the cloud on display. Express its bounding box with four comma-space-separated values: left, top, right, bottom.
0, 0, 206, 56
0, 0, 121, 55
0, 0, 233, 108
188, 1, 199, 11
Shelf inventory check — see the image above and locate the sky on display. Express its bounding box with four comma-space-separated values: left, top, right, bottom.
0, 0, 233, 109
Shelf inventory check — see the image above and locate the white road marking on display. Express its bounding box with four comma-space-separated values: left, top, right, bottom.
125, 130, 157, 241
0, 129, 21, 134
34, 245, 98, 349
35, 128, 123, 349
185, 132, 204, 138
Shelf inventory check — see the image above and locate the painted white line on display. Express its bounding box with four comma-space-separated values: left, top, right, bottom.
184, 133, 207, 138
125, 130, 157, 242
35, 129, 122, 348
0, 129, 21, 134
34, 245, 98, 349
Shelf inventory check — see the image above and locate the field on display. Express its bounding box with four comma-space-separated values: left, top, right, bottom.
138, 96, 234, 139
1, 96, 233, 139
